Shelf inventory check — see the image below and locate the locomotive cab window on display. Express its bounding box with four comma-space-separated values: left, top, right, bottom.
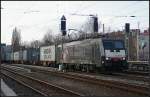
103, 41, 113, 49
114, 41, 124, 49
102, 40, 124, 50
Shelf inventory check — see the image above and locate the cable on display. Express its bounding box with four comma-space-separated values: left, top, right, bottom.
124, 7, 148, 16
102, 1, 146, 23
73, 2, 98, 14
114, 1, 141, 15
104, 4, 148, 31
12, 2, 39, 28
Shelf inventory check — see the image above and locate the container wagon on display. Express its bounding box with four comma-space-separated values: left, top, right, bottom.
23, 48, 40, 65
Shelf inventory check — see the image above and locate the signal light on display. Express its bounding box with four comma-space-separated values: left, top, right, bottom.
93, 17, 98, 32
125, 23, 130, 34
61, 15, 66, 36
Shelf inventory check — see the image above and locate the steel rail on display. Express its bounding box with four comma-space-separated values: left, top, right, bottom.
31, 67, 149, 96
2, 64, 150, 96
1, 66, 84, 96
1, 73, 47, 96
111, 72, 149, 81
125, 70, 149, 76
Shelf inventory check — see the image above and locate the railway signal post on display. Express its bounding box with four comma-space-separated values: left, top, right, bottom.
60, 15, 66, 71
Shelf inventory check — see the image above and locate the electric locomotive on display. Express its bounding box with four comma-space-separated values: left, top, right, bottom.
101, 39, 128, 71
55, 38, 128, 72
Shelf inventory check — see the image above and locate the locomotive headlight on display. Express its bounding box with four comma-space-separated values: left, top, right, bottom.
122, 57, 125, 60
106, 57, 109, 60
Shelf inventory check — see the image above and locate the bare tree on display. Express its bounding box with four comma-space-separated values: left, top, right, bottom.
11, 27, 21, 52
22, 41, 30, 49
53, 33, 62, 44
30, 40, 41, 48
80, 17, 94, 33
42, 29, 54, 45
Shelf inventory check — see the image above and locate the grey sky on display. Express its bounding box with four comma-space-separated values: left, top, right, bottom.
1, 1, 149, 45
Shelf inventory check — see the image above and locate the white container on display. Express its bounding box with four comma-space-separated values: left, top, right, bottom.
40, 45, 55, 61
13, 52, 19, 61
23, 50, 27, 61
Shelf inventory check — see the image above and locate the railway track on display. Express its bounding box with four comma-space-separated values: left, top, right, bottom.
111, 72, 149, 81
1, 74, 44, 96
125, 70, 149, 76
2, 64, 150, 96
65, 70, 149, 82
1, 66, 84, 96
47, 72, 149, 96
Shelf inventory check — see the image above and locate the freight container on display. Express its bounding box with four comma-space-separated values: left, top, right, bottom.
5, 45, 12, 53
1, 44, 6, 62
5, 45, 12, 59
6, 52, 11, 61
23, 48, 40, 64
32, 48, 40, 65
5, 52, 12, 63
20, 50, 23, 62
13, 51, 20, 61
13, 51, 23, 63
40, 45, 55, 66
23, 50, 27, 61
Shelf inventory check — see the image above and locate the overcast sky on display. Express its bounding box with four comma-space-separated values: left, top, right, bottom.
1, 1, 149, 45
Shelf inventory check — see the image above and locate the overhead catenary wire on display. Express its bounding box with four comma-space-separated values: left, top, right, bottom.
102, 1, 147, 24
67, 1, 145, 33
109, 15, 148, 31
17, 1, 148, 31
3, 1, 148, 36
10, 2, 61, 32
103, 5, 148, 32
4, 2, 39, 30
15, 2, 39, 27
